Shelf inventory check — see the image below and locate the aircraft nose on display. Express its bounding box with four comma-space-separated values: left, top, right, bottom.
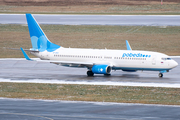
171, 60, 178, 68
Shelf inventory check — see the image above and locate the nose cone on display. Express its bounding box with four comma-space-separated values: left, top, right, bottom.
171, 60, 178, 68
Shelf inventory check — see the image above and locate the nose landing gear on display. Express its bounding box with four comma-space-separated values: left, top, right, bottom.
158, 73, 163, 78
159, 70, 169, 78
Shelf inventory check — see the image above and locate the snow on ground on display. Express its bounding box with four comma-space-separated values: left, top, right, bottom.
1, 78, 180, 88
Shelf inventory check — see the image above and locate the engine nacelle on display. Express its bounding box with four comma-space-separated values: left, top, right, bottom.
92, 65, 111, 74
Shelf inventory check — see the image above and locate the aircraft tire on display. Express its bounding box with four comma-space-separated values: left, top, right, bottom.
87, 71, 94, 77
159, 73, 163, 78
104, 74, 111, 76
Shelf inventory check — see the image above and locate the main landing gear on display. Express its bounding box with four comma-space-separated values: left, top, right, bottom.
104, 74, 111, 76
87, 71, 94, 77
87, 71, 111, 77
158, 73, 163, 78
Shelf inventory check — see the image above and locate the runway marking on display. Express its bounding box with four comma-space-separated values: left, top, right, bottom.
0, 113, 53, 120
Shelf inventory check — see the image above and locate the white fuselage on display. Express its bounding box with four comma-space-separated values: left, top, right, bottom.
32, 47, 178, 71
25, 13, 178, 77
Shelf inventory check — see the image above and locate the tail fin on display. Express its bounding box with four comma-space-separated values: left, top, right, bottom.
26, 13, 60, 52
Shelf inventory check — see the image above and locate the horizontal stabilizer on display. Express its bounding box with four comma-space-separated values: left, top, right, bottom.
6, 47, 39, 52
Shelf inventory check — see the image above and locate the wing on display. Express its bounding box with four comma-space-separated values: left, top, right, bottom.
20, 48, 94, 68
50, 61, 93, 68
126, 40, 132, 50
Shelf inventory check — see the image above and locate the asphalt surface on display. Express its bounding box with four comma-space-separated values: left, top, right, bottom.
0, 14, 180, 26
0, 98, 180, 120
0, 59, 180, 119
0, 58, 180, 88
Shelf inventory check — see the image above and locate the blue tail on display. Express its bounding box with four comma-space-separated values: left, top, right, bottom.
26, 13, 60, 52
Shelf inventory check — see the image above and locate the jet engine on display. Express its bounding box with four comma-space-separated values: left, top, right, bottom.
92, 65, 111, 74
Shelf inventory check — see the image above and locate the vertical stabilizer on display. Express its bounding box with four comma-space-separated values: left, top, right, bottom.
26, 13, 60, 52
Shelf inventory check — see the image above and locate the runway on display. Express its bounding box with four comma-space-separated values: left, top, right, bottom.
0, 59, 180, 119
0, 98, 180, 120
0, 58, 180, 88
0, 14, 180, 26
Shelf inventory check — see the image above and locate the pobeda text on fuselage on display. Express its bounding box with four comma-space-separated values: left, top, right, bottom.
122, 53, 151, 58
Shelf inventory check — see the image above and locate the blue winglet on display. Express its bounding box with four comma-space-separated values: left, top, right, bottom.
126, 40, 132, 50
20, 48, 32, 61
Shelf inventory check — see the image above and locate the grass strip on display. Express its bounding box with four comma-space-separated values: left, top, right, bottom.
0, 4, 180, 15
0, 82, 180, 105
1, 25, 180, 58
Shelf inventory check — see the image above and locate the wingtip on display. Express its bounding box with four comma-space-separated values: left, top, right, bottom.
126, 40, 132, 50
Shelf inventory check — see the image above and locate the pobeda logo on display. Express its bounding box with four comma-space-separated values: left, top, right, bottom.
122, 53, 151, 58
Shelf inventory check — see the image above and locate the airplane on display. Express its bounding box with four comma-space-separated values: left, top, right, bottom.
20, 13, 178, 78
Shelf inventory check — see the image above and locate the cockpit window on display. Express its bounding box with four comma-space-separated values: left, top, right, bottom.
161, 58, 171, 60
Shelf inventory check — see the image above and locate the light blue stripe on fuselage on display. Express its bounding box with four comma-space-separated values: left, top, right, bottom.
112, 67, 171, 71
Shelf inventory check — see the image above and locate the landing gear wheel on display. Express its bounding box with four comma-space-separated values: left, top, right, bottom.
87, 71, 94, 77
159, 73, 163, 78
104, 74, 111, 76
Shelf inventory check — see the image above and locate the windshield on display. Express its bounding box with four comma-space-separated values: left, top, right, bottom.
161, 58, 171, 60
